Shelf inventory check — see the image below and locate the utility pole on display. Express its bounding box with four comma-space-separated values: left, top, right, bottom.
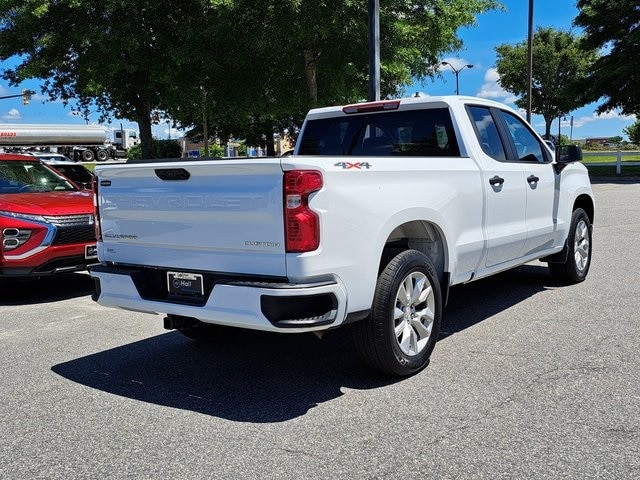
526, 0, 534, 123
368, 0, 380, 101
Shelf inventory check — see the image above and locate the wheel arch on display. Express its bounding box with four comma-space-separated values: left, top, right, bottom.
377, 217, 451, 304
574, 193, 594, 225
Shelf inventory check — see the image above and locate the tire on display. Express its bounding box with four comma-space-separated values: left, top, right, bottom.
81, 149, 95, 162
96, 149, 109, 162
548, 207, 592, 284
353, 249, 442, 377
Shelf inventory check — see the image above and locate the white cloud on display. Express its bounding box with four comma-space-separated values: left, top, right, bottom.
476, 68, 518, 104
594, 110, 635, 121
567, 111, 636, 129
1, 108, 21, 121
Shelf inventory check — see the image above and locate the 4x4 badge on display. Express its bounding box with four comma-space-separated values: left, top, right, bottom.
334, 162, 372, 170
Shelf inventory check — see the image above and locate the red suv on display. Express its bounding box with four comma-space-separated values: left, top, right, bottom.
0, 153, 97, 277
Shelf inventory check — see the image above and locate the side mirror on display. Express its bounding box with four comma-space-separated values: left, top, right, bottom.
556, 145, 583, 164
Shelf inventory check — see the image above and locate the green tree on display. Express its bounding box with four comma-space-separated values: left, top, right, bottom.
495, 27, 598, 138
169, 0, 502, 154
0, 0, 209, 159
575, 0, 640, 116
623, 120, 640, 145
1, 0, 502, 158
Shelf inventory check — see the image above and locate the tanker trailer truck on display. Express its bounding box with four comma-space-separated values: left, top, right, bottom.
0, 124, 139, 161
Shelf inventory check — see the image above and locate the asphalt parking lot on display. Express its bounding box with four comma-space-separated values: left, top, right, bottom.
1, 179, 638, 479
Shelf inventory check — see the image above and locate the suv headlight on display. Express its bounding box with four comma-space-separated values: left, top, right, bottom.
0, 210, 47, 224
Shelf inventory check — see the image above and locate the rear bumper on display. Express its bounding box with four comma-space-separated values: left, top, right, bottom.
90, 264, 349, 333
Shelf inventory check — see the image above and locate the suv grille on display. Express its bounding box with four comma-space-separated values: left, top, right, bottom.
43, 214, 94, 227
43, 214, 96, 246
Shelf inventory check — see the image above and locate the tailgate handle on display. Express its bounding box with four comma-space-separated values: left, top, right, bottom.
155, 168, 190, 181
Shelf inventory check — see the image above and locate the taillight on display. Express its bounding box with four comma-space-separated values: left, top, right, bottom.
92, 177, 102, 241
284, 170, 323, 253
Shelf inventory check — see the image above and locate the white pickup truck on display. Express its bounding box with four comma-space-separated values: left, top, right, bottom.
90, 96, 594, 376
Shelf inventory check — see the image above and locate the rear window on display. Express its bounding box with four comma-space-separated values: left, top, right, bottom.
298, 108, 460, 157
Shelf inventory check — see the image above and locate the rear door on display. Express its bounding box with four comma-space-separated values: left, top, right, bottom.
95, 159, 287, 276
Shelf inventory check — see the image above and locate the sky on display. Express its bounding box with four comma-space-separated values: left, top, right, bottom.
411, 0, 636, 141
0, 0, 635, 142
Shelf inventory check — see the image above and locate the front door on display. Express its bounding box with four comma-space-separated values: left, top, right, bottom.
497, 111, 558, 256
467, 105, 528, 267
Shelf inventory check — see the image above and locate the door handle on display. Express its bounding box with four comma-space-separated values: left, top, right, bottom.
527, 175, 540, 184
489, 175, 505, 186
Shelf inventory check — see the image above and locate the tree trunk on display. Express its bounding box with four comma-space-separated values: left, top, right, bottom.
202, 89, 209, 157
265, 120, 275, 156
544, 116, 552, 140
136, 100, 154, 159
303, 49, 319, 106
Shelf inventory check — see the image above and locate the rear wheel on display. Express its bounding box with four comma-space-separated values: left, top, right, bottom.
81, 149, 95, 162
548, 208, 592, 284
96, 149, 109, 162
354, 249, 442, 376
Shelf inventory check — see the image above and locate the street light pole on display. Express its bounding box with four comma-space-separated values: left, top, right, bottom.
441, 62, 473, 95
368, 0, 380, 101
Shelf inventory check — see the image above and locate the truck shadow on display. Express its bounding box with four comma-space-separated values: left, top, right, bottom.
51, 264, 555, 423
0, 272, 94, 305
440, 263, 552, 339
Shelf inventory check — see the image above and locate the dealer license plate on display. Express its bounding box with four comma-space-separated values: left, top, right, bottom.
167, 271, 204, 297
85, 244, 98, 259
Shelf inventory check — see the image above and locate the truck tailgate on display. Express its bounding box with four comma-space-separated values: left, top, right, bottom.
95, 160, 287, 276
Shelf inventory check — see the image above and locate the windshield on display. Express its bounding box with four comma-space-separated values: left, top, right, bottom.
0, 160, 77, 194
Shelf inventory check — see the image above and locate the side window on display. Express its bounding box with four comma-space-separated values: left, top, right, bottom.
499, 111, 547, 163
467, 106, 506, 161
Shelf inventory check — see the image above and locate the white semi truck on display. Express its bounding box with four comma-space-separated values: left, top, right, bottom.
0, 124, 139, 161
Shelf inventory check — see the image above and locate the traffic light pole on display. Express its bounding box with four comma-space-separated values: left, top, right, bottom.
0, 90, 36, 104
